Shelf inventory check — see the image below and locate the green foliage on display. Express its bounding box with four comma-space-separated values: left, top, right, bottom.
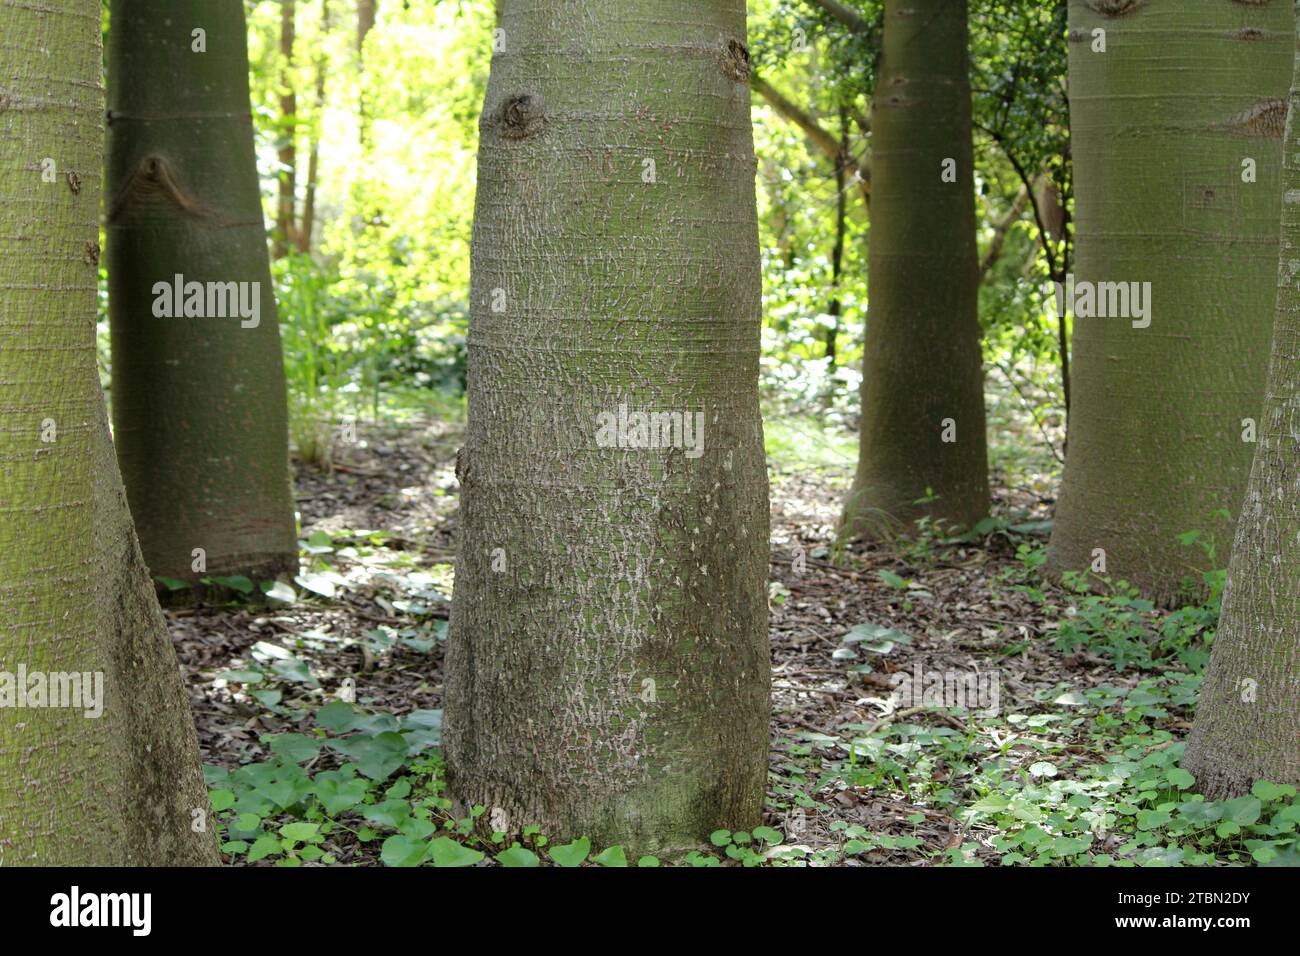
207, 697, 805, 867
966, 737, 1300, 867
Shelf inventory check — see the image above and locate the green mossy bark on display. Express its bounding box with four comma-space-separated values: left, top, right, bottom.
107, 0, 298, 583
841, 0, 989, 541
1183, 0, 1300, 798
0, 0, 218, 865
443, 0, 771, 858
1047, 0, 1290, 604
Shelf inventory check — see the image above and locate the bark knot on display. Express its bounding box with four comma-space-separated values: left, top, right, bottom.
1224, 99, 1287, 138
1085, 0, 1144, 15
721, 40, 751, 82
108, 154, 211, 222
498, 94, 546, 140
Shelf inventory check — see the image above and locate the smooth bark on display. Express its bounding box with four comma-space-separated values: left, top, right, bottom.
107, 0, 298, 583
1183, 0, 1300, 797
444, 0, 771, 856
841, 0, 989, 539
1046, 0, 1290, 602
0, 0, 218, 865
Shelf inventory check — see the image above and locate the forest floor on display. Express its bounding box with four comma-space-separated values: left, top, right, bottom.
174, 391, 1298, 867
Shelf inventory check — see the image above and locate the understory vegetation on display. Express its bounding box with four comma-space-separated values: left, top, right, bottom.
167, 385, 1300, 867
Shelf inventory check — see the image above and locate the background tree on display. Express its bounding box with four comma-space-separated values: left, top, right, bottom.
1183, 8, 1300, 797
0, 0, 218, 865
443, 0, 771, 856
107, 0, 299, 583
840, 0, 989, 537
357, 0, 378, 148
1046, 0, 1290, 602
276, 0, 298, 257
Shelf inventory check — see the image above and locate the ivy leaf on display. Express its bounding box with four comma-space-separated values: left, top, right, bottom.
268, 733, 321, 764
1166, 768, 1195, 789
248, 834, 281, 863
496, 845, 540, 867
381, 835, 427, 867
878, 570, 907, 589
592, 845, 628, 867
428, 837, 484, 867
1252, 781, 1296, 802
316, 700, 360, 734
1225, 796, 1262, 826
330, 731, 409, 781
548, 837, 591, 867
279, 822, 322, 845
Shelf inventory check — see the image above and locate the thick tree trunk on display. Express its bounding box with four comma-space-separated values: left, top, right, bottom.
840, 0, 989, 540
0, 0, 218, 865
444, 0, 771, 857
275, 0, 297, 258
1046, 0, 1290, 603
1183, 0, 1300, 798
107, 0, 299, 583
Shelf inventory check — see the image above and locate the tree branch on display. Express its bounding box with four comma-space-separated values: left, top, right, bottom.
978, 179, 1034, 280
752, 74, 871, 201
805, 0, 869, 33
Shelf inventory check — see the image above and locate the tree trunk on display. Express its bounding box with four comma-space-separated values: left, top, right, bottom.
275, 0, 297, 258
107, 0, 299, 583
443, 0, 771, 857
0, 0, 218, 865
357, 0, 377, 52
1183, 0, 1300, 798
827, 108, 847, 368
300, 0, 332, 256
357, 0, 377, 148
840, 0, 989, 540
1046, 0, 1290, 603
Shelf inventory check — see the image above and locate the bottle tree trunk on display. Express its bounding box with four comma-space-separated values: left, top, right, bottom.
107, 0, 299, 584
1045, 0, 1290, 603
1183, 3, 1300, 798
0, 0, 218, 865
840, 0, 989, 540
443, 0, 771, 857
